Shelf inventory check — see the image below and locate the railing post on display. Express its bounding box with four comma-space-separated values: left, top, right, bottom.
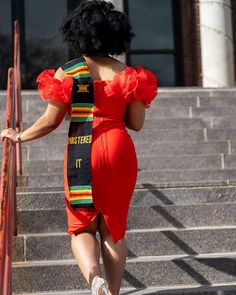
14, 20, 23, 176
0, 67, 15, 295
4, 141, 16, 295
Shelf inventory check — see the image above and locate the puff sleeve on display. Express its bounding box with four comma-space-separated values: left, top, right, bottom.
104, 66, 158, 108
36, 69, 73, 104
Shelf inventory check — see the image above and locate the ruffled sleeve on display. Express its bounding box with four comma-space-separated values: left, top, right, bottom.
36, 69, 73, 104
104, 66, 158, 108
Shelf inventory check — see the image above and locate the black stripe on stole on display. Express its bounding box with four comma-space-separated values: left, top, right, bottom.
62, 56, 95, 211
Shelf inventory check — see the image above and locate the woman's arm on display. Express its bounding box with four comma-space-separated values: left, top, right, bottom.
125, 100, 145, 131
0, 67, 68, 143
18, 99, 68, 142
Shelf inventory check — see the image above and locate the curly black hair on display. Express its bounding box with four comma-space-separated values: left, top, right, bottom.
59, 0, 135, 56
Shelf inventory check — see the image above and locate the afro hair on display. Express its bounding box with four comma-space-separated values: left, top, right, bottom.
59, 0, 135, 56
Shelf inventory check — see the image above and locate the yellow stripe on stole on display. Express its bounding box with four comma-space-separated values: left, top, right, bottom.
67, 72, 90, 78
69, 189, 92, 193
66, 66, 88, 74
71, 114, 93, 118
72, 107, 94, 112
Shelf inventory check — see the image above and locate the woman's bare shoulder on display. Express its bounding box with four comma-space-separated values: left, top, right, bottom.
83, 55, 128, 81
54, 67, 66, 81
108, 56, 128, 72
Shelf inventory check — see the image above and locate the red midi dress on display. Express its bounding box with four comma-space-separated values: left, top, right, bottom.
36, 64, 158, 243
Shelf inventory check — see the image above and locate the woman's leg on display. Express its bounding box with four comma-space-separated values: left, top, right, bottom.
98, 214, 127, 295
71, 214, 101, 288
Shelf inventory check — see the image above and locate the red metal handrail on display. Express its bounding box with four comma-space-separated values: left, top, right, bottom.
0, 19, 22, 295
14, 20, 23, 176
0, 68, 17, 295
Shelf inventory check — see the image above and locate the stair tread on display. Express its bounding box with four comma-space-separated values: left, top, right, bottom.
12, 227, 236, 262
12, 252, 236, 266
12, 256, 236, 293
13, 285, 236, 295
15, 203, 236, 234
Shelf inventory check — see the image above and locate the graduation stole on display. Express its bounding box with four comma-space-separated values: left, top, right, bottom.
61, 56, 95, 211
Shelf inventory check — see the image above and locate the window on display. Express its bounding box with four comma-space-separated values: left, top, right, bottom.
23, 0, 68, 88
125, 0, 182, 86
0, 0, 183, 89
5, 0, 80, 89
0, 0, 12, 90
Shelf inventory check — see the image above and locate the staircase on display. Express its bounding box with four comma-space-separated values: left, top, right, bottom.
1, 88, 236, 295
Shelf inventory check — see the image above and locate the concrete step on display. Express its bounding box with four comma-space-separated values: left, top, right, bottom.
0, 119, 69, 134
28, 129, 207, 144
1, 88, 236, 113
17, 168, 236, 188
2, 127, 236, 147
155, 88, 236, 100
3, 156, 223, 178
17, 153, 229, 172
10, 128, 236, 145
12, 227, 236, 262
1, 87, 234, 101
3, 104, 236, 123
135, 169, 236, 186
191, 106, 236, 118
1, 89, 194, 112
0, 128, 207, 145
18, 179, 236, 190
12, 254, 236, 293
16, 186, 64, 193
207, 129, 236, 141
12, 285, 236, 295
2, 116, 236, 132
0, 119, 212, 139
4, 152, 236, 178
1, 118, 214, 132
4, 141, 231, 161
14, 155, 224, 175
48, 140, 231, 158
16, 203, 236, 234
16, 186, 236, 211
149, 106, 236, 119
130, 128, 236, 143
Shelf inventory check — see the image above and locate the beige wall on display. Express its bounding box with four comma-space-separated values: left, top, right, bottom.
104, 0, 123, 11
111, 0, 123, 11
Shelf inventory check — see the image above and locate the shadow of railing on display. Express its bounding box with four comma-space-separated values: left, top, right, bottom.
124, 183, 236, 292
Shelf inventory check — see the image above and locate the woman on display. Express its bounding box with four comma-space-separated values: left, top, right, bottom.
1, 1, 158, 294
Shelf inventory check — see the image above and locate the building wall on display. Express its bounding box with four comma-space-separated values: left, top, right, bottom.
180, 0, 202, 86
231, 0, 236, 84
1, 0, 234, 89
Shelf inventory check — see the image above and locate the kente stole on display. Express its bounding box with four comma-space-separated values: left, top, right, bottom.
61, 56, 95, 210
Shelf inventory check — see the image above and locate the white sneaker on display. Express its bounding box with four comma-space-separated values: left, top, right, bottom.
91, 276, 109, 295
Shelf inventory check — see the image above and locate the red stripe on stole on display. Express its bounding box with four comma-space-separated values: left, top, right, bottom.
70, 193, 92, 197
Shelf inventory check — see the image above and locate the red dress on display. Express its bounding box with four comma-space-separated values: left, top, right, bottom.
36, 65, 158, 243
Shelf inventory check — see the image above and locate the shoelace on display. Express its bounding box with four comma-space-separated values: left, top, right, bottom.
91, 276, 109, 295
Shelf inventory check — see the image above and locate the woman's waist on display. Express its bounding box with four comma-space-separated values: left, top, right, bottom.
92, 115, 125, 128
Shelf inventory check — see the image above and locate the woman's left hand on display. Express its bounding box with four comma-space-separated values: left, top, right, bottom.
0, 128, 18, 143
